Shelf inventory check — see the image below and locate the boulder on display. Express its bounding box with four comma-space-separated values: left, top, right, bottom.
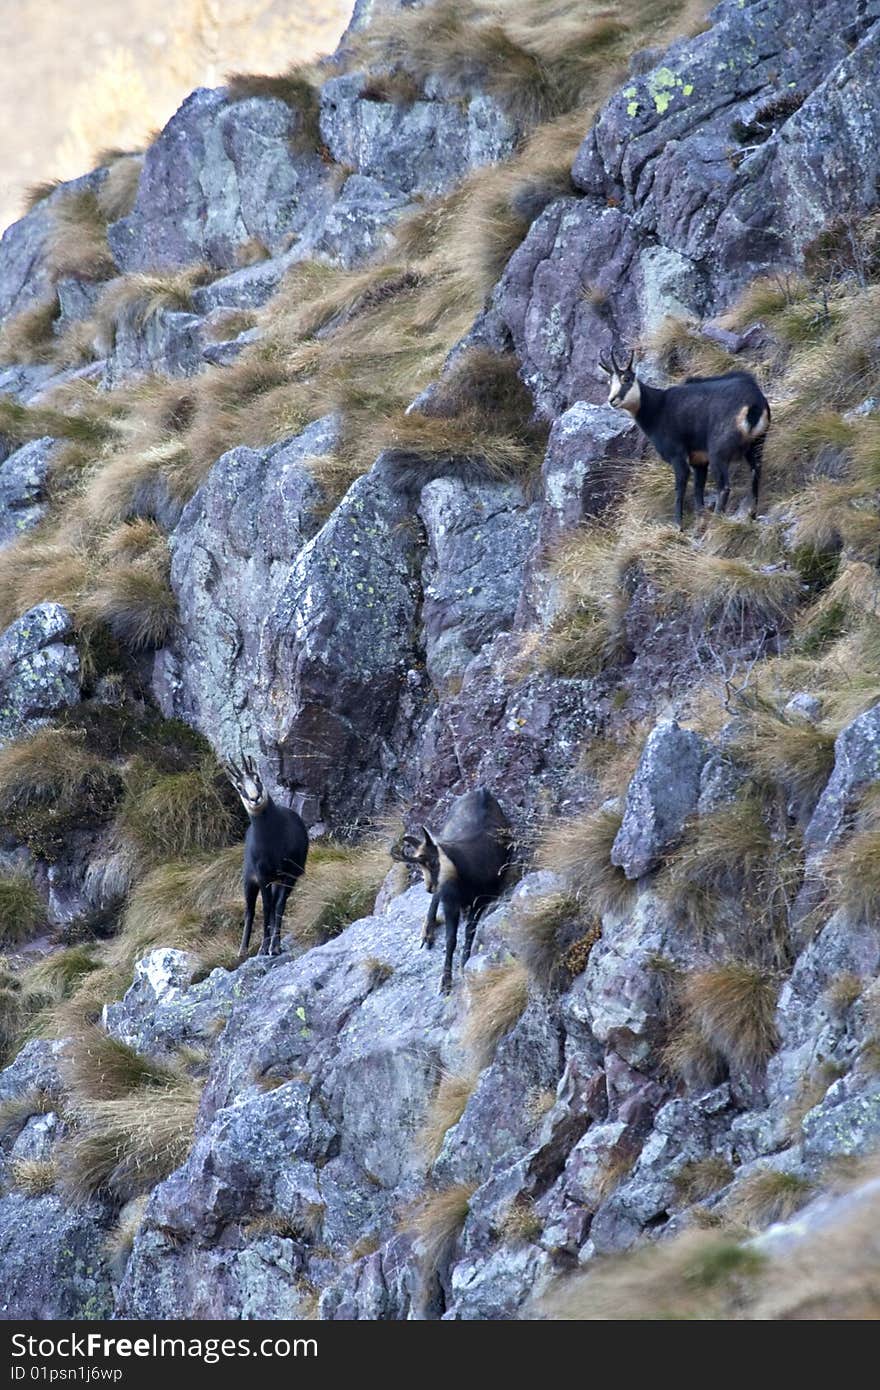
0, 437, 58, 549
109, 89, 335, 272
611, 721, 711, 879
0, 603, 80, 743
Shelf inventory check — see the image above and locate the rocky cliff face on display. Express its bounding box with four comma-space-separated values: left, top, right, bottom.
2, 0, 880, 1320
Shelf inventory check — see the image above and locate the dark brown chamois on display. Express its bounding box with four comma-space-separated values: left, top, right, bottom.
394, 788, 513, 994
224, 755, 309, 962
599, 347, 771, 527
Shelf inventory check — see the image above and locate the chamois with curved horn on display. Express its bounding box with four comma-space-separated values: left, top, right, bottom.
598, 346, 771, 527
393, 788, 513, 994
224, 754, 309, 961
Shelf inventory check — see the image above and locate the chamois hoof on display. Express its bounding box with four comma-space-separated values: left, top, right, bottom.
237, 951, 248, 965
268, 942, 282, 957
439, 976, 453, 995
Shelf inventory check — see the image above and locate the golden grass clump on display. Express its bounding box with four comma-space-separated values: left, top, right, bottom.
0, 874, 46, 946
725, 1168, 813, 1229
94, 265, 215, 339
0, 296, 60, 366
79, 535, 177, 652
401, 1181, 476, 1271
45, 188, 116, 283
419, 1070, 478, 1163
538, 805, 633, 917
10, 1158, 59, 1196
116, 755, 238, 869
462, 960, 529, 1069
105, 1195, 148, 1278
825, 827, 880, 924
0, 728, 121, 860
508, 888, 580, 985
285, 837, 389, 946
734, 706, 836, 821
62, 1026, 184, 1102
671, 1156, 734, 1207
681, 962, 780, 1074
61, 1078, 202, 1202
540, 1230, 764, 1321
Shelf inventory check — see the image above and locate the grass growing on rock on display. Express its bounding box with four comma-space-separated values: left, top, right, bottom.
401, 1181, 476, 1271
537, 806, 633, 917
286, 837, 391, 946
680, 963, 780, 1075
419, 1070, 478, 1163
462, 960, 529, 1068
0, 874, 46, 945
726, 1169, 813, 1229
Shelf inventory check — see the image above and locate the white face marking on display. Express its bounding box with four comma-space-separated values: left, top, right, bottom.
238, 775, 267, 814
607, 372, 640, 412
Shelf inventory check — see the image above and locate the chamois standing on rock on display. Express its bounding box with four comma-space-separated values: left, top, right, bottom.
224, 755, 309, 962
394, 788, 513, 994
600, 348, 771, 527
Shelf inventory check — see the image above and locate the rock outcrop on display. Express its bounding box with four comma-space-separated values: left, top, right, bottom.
2, 0, 880, 1323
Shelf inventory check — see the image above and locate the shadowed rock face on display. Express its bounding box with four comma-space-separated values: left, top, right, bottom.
3, 0, 880, 1323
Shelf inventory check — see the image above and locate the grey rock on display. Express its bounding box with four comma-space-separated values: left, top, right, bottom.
804, 701, 880, 856
419, 478, 538, 685
154, 420, 331, 770
0, 1195, 113, 1320
319, 1234, 416, 1320
320, 74, 516, 196
305, 173, 411, 267
0, 169, 107, 321
0, 602, 80, 743
611, 721, 711, 878
109, 89, 334, 272
255, 460, 427, 823
0, 437, 58, 548
103, 304, 206, 386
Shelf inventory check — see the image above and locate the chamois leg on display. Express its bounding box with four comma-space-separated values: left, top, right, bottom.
746, 439, 764, 519
257, 883, 275, 955
711, 452, 731, 514
670, 455, 689, 529
441, 899, 460, 994
238, 879, 259, 962
462, 903, 484, 968
693, 463, 708, 513
269, 884, 291, 956
421, 890, 440, 948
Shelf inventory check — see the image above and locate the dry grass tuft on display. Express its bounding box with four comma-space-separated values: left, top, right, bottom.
116, 754, 238, 869
105, 1195, 148, 1278
672, 1156, 734, 1207
0, 874, 46, 946
462, 960, 529, 1069
538, 806, 634, 917
45, 188, 115, 283
682, 963, 780, 1074
419, 1070, 478, 1162
10, 1158, 59, 1196
61, 1078, 202, 1202
286, 837, 389, 946
62, 1026, 183, 1102
540, 1229, 764, 1320
0, 296, 60, 366
725, 1168, 813, 1229
402, 1182, 476, 1271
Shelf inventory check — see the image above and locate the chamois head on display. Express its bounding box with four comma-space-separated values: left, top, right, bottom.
598, 346, 640, 413
224, 753, 269, 816
392, 828, 441, 892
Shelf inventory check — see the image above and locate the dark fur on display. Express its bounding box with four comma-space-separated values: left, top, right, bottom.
225, 757, 309, 961
395, 788, 513, 993
602, 354, 771, 526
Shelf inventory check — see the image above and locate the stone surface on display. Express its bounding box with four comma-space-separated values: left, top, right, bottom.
154, 420, 331, 774
0, 437, 58, 549
611, 721, 710, 879
0, 603, 80, 743
109, 89, 335, 272
419, 478, 538, 685
320, 74, 516, 197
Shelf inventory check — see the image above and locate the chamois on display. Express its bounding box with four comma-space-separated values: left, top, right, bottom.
224, 755, 309, 962
599, 348, 771, 527
394, 788, 513, 994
